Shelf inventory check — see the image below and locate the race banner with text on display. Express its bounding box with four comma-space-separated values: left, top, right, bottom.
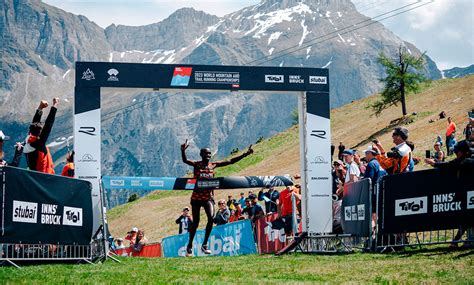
341, 178, 371, 237
379, 167, 474, 234
0, 166, 93, 245
255, 213, 288, 254
161, 220, 257, 257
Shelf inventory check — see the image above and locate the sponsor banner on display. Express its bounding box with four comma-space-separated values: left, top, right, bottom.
75, 62, 329, 93
265, 75, 284, 83
74, 108, 101, 233
102, 176, 177, 191
468, 191, 474, 210
114, 242, 162, 258
256, 213, 287, 254
1, 166, 93, 245
305, 93, 332, 234
102, 175, 294, 191
379, 168, 474, 234
170, 67, 192, 86
161, 220, 256, 257
309, 76, 327, 85
341, 178, 371, 237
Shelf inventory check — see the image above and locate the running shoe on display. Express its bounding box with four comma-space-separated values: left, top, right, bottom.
185, 246, 193, 257
201, 244, 211, 254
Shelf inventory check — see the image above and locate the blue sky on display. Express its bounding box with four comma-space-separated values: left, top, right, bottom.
43, 0, 473, 70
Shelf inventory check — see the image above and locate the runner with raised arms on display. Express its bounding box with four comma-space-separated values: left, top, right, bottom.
181, 139, 253, 256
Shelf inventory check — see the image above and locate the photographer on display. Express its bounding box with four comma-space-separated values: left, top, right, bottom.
372, 127, 411, 175
176, 207, 193, 234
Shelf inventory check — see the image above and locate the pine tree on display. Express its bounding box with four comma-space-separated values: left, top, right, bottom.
371, 46, 425, 116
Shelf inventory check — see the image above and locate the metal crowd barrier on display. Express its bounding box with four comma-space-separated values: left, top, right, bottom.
0, 243, 95, 268
374, 228, 474, 253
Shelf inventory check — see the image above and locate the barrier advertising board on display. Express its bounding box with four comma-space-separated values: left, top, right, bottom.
0, 166, 93, 245
161, 220, 256, 257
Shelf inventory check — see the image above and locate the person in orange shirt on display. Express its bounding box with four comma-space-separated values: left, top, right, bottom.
446, 117, 457, 156
278, 184, 301, 235
373, 127, 411, 174
61, 151, 75, 177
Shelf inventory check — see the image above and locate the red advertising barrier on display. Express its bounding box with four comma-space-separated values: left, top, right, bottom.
114, 242, 162, 257
256, 213, 288, 254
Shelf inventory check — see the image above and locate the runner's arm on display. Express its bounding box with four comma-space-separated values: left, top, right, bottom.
214, 145, 253, 167
181, 140, 196, 167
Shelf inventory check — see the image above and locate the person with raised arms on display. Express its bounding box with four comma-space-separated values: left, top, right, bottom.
181, 139, 253, 256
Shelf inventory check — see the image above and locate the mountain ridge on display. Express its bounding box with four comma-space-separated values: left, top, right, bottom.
2, 0, 443, 178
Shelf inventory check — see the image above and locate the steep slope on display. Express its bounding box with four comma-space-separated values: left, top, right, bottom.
107, 75, 474, 242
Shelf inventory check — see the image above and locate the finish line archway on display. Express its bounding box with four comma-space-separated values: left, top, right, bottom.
74, 62, 331, 236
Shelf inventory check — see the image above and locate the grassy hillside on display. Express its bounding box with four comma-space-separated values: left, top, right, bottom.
108, 75, 474, 242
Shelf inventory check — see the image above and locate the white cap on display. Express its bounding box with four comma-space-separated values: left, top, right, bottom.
0, 131, 10, 141
131, 227, 138, 232
364, 145, 377, 154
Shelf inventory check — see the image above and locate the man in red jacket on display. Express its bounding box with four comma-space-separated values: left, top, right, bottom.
23, 98, 59, 174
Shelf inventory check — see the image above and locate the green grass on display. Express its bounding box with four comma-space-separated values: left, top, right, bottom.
1, 248, 473, 284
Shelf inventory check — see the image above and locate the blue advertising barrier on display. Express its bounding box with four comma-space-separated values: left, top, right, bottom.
162, 220, 257, 257
102, 176, 177, 191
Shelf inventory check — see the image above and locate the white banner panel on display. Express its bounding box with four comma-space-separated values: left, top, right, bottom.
305, 112, 332, 234
74, 108, 102, 233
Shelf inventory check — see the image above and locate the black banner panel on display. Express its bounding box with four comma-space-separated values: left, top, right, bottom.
75, 62, 329, 95
1, 167, 93, 245
379, 167, 474, 234
341, 178, 371, 237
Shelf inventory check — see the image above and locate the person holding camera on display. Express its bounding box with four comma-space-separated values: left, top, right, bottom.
176, 207, 193, 234
372, 127, 411, 175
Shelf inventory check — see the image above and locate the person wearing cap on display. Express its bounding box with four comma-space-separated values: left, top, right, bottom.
258, 185, 280, 213
180, 139, 253, 256
229, 200, 244, 222
115, 238, 126, 250
176, 207, 193, 234
241, 198, 252, 219
23, 99, 60, 174
342, 149, 360, 184
364, 146, 387, 214
372, 127, 412, 175
248, 194, 264, 222
124, 227, 139, 246
363, 146, 386, 184
131, 230, 148, 253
